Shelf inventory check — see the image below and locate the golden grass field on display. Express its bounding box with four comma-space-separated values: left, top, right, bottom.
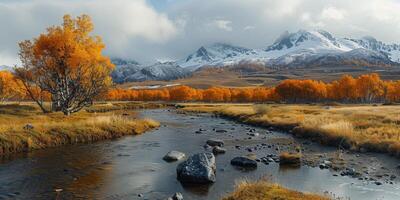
180, 103, 400, 157
0, 102, 160, 155
222, 180, 330, 200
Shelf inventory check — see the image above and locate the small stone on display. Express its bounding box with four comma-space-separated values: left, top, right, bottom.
23, 124, 34, 130
206, 139, 224, 147
163, 151, 186, 162
168, 192, 184, 200
212, 146, 226, 155
231, 157, 257, 168
138, 194, 143, 198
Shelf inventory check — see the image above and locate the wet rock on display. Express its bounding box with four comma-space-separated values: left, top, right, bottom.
195, 131, 202, 134
138, 194, 143, 198
374, 181, 382, 186
340, 168, 359, 177
247, 132, 259, 137
203, 144, 212, 150
163, 151, 186, 162
177, 153, 216, 184
215, 129, 227, 133
199, 128, 206, 131
319, 164, 328, 169
206, 139, 224, 147
167, 192, 184, 200
230, 157, 257, 168
212, 146, 226, 155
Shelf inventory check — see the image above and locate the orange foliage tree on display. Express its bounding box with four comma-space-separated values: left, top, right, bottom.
0, 71, 24, 102
15, 14, 114, 115
104, 73, 400, 104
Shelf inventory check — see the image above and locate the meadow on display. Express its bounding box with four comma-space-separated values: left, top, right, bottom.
180, 103, 400, 157
0, 102, 159, 155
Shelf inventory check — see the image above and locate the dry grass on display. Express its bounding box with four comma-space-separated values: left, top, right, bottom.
222, 180, 330, 200
279, 152, 302, 166
180, 103, 400, 157
0, 103, 159, 155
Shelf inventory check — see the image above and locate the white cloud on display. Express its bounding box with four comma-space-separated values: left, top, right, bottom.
321, 6, 345, 20
0, 0, 178, 65
1, 0, 400, 64
244, 26, 255, 31
213, 19, 233, 31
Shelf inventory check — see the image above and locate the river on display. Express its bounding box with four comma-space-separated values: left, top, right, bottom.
0, 109, 399, 200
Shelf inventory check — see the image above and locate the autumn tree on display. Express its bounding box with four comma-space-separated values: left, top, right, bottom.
15, 14, 114, 115
0, 71, 24, 102
355, 73, 384, 103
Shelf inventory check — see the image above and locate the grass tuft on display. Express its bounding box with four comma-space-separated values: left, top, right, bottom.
222, 179, 330, 200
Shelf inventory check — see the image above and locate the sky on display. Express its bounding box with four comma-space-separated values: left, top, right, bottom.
1, 0, 400, 65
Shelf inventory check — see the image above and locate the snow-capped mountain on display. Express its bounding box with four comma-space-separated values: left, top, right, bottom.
112, 30, 400, 82
111, 59, 189, 83
179, 43, 259, 70
179, 30, 400, 70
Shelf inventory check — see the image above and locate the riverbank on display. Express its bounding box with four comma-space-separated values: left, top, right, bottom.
179, 103, 400, 157
0, 103, 159, 155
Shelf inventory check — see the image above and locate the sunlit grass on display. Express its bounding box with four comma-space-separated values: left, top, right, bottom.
0, 102, 159, 154
222, 179, 330, 200
181, 103, 400, 157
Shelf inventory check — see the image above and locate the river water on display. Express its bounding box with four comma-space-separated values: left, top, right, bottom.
0, 109, 399, 200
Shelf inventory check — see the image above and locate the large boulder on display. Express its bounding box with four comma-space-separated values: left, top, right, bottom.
163, 151, 186, 162
206, 139, 224, 147
177, 153, 216, 184
230, 156, 257, 168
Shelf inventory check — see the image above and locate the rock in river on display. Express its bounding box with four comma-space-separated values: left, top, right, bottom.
230, 156, 257, 168
206, 139, 224, 147
212, 146, 226, 155
163, 151, 186, 162
177, 153, 216, 184
167, 192, 184, 200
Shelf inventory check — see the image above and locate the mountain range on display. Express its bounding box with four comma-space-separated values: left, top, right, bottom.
2, 30, 400, 82
111, 30, 400, 82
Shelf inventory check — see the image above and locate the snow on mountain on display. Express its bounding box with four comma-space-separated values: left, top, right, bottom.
179, 30, 400, 70
112, 30, 400, 83
179, 43, 258, 70
111, 59, 189, 83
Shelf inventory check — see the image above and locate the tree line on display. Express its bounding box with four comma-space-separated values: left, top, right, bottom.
105, 73, 400, 103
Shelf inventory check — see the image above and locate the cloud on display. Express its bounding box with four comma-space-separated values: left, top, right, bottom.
1, 0, 400, 65
243, 26, 255, 31
321, 6, 345, 20
0, 0, 178, 65
212, 19, 233, 31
